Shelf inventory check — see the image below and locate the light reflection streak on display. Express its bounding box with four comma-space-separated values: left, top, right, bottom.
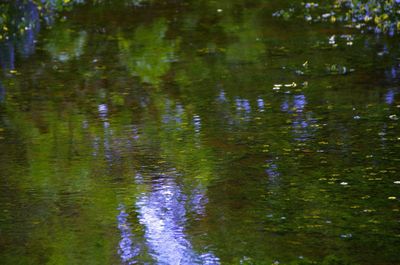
176, 104, 184, 124
193, 114, 201, 134
135, 177, 219, 264
281, 94, 316, 142
98, 104, 113, 163
0, 81, 5, 103
118, 172, 220, 264
235, 97, 252, 122
117, 205, 142, 265
218, 90, 227, 102
257, 98, 265, 112
385, 89, 396, 105
265, 158, 280, 185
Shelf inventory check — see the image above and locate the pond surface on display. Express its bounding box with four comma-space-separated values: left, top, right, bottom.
0, 1, 400, 264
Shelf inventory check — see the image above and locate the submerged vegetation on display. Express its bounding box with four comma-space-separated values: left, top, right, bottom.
273, 0, 400, 35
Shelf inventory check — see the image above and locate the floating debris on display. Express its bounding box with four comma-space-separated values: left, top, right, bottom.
340, 233, 353, 238
284, 82, 297, 87
273, 1, 400, 35
322, 13, 331, 19
304, 2, 319, 9
328, 35, 336, 45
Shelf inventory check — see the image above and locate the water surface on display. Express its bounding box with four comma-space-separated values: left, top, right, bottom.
0, 1, 399, 264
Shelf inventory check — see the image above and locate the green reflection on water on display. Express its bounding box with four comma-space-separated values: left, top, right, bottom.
0, 0, 400, 264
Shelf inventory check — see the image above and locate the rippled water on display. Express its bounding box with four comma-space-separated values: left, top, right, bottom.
0, 1, 399, 264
